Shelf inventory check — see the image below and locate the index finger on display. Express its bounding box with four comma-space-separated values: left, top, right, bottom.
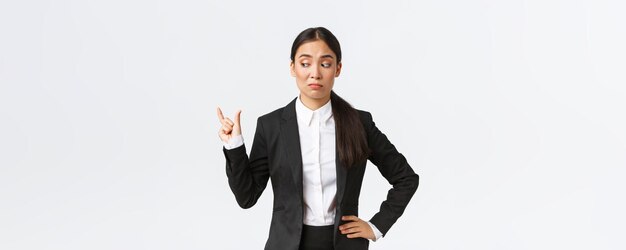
217, 107, 225, 120
339, 221, 360, 230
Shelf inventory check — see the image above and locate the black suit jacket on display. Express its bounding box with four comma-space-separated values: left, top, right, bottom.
223, 98, 419, 250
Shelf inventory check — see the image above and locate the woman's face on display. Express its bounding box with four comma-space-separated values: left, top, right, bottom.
290, 40, 342, 104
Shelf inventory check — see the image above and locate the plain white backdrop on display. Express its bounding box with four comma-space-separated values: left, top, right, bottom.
1, 0, 625, 249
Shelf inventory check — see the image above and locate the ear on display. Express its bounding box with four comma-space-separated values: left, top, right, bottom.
290, 61, 296, 77
335, 62, 342, 77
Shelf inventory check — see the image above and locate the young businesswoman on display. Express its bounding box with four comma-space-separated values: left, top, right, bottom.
217, 27, 419, 250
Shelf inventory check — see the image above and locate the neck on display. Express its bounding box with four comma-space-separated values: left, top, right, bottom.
299, 94, 330, 111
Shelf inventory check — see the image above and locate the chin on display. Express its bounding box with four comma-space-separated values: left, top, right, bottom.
308, 92, 330, 99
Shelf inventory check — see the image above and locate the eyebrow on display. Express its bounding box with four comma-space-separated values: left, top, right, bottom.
298, 54, 335, 59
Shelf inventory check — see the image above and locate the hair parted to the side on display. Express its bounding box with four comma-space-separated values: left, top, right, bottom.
290, 27, 370, 168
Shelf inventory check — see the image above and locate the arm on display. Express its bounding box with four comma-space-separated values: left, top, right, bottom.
364, 112, 419, 236
218, 108, 270, 209
223, 117, 270, 208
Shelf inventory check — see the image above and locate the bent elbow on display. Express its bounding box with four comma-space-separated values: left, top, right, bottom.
401, 173, 419, 193
235, 196, 258, 209
238, 202, 254, 209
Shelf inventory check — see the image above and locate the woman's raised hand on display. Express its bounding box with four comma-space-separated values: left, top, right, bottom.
217, 107, 242, 143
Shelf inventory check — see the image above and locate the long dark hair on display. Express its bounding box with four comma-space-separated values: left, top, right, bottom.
290, 27, 370, 168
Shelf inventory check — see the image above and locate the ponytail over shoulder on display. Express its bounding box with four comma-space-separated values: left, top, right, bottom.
331, 90, 370, 168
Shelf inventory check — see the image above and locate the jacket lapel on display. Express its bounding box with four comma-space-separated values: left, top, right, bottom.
334, 137, 348, 244
335, 151, 347, 208
280, 98, 304, 199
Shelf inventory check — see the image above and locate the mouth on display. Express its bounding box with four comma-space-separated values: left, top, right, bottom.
308, 83, 322, 90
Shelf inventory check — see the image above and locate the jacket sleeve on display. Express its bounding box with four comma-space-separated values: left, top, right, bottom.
222, 117, 270, 209
364, 112, 419, 236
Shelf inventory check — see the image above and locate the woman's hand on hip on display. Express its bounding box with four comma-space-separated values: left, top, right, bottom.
216, 107, 242, 143
339, 215, 375, 240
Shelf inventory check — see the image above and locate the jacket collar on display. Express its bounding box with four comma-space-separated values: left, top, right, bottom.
295, 95, 333, 127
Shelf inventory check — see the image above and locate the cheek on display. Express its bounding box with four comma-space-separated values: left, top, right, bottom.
296, 68, 309, 79
293, 69, 305, 82
324, 69, 337, 78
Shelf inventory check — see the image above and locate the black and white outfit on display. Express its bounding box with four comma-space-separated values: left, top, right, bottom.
222, 96, 419, 250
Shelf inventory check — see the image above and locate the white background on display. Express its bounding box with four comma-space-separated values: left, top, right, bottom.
1, 0, 625, 249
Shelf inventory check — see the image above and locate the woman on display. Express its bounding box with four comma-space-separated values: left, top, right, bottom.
217, 27, 419, 250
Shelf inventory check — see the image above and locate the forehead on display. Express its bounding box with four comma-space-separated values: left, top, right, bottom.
295, 40, 336, 58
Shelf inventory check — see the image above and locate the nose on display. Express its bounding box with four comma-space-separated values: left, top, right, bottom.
309, 65, 321, 80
